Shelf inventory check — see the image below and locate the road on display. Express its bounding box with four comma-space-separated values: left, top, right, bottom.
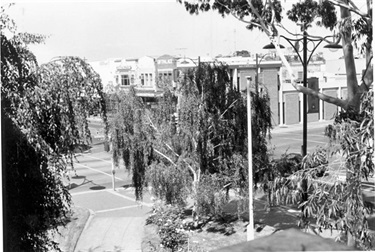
269, 123, 329, 158
69, 143, 153, 252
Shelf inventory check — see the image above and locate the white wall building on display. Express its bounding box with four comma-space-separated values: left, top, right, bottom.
114, 58, 138, 88
137, 56, 157, 90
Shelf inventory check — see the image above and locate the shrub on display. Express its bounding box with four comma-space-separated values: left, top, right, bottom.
270, 152, 303, 178
146, 162, 192, 206
146, 204, 188, 251
194, 174, 228, 218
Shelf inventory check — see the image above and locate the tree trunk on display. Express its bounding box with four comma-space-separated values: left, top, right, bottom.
340, 3, 361, 111
361, 0, 373, 90
191, 169, 200, 218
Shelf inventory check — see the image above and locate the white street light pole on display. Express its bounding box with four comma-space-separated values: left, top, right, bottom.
247, 76, 254, 241
111, 158, 116, 191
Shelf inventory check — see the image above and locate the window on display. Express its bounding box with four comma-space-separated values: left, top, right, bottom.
121, 75, 130, 86
141, 74, 144, 85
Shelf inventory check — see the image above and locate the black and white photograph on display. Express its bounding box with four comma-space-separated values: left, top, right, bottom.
1, 0, 373, 251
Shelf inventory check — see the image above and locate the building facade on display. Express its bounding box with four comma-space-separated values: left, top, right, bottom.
114, 58, 138, 88
89, 54, 366, 126
156, 54, 178, 89
279, 56, 366, 126
218, 56, 282, 126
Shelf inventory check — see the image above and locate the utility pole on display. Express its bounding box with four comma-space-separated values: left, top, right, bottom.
255, 54, 259, 95
247, 76, 254, 241
302, 31, 308, 157
111, 158, 116, 191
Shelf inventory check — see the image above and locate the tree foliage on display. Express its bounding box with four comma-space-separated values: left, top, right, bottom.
287, 0, 337, 30
110, 88, 153, 200
178, 0, 373, 249
1, 7, 108, 251
267, 91, 374, 249
2, 110, 70, 251
111, 63, 273, 219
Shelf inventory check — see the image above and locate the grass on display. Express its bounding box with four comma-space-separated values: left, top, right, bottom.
50, 206, 91, 252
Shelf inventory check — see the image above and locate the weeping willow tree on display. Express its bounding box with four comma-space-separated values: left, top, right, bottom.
171, 62, 273, 217
110, 87, 154, 200
111, 62, 273, 218
1, 7, 108, 251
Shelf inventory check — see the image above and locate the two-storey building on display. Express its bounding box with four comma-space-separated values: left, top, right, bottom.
114, 58, 137, 88
156, 54, 178, 89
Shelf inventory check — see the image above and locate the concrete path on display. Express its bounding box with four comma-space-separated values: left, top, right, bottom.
75, 215, 147, 252
73, 188, 153, 252
69, 146, 153, 252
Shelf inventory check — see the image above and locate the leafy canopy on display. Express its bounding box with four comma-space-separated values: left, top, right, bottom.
1, 6, 108, 251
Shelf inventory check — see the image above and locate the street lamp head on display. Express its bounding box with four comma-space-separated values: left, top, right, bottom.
263, 43, 285, 49
323, 43, 343, 52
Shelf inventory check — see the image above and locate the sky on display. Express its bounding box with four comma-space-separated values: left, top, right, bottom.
4, 0, 363, 64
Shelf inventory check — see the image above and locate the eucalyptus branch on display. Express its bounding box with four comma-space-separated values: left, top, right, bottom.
221, 182, 232, 192
247, 1, 347, 109
329, 0, 368, 18
182, 158, 199, 182
264, 29, 349, 110
154, 148, 177, 167
347, 0, 361, 12
164, 142, 180, 157
147, 115, 158, 132
297, 84, 348, 109
269, 0, 276, 30
247, 0, 273, 37
219, 98, 238, 119
147, 115, 180, 157
361, 55, 373, 91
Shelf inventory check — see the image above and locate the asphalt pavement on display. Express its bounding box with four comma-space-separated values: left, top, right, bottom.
269, 120, 333, 157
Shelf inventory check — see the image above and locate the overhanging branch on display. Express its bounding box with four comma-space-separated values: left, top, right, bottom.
361, 55, 373, 91
294, 84, 348, 109
329, 0, 368, 18
247, 0, 351, 111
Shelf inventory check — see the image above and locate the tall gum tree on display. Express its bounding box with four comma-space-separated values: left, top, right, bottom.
179, 0, 373, 113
